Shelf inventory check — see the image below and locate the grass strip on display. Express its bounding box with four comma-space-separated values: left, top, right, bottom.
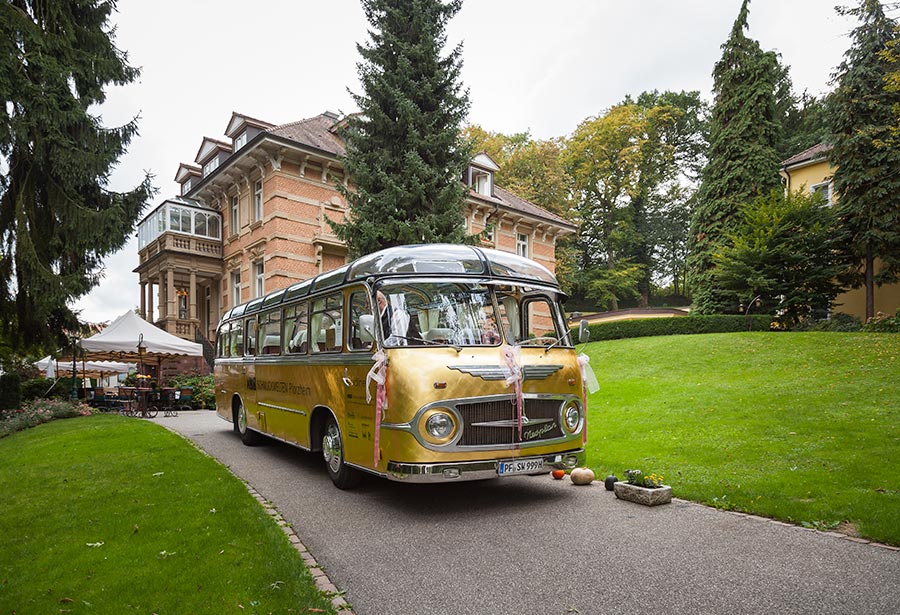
0, 414, 336, 615
584, 331, 900, 545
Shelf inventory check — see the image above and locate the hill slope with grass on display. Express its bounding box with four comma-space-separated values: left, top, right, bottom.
0, 416, 336, 614
582, 332, 900, 545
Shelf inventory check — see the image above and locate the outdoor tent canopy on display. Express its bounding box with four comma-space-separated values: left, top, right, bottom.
77, 310, 203, 361
35, 356, 135, 379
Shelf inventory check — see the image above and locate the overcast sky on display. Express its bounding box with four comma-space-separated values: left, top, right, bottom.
72, 0, 862, 323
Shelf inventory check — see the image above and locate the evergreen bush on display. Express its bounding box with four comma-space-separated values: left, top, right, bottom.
0, 374, 22, 411
571, 315, 774, 342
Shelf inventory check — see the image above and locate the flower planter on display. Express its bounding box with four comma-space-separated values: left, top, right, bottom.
613, 481, 672, 506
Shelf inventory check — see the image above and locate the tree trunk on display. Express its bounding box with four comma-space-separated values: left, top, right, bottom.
865, 245, 875, 321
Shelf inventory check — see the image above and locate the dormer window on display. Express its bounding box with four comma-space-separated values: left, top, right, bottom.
203, 157, 220, 177
234, 132, 247, 151
182, 178, 192, 195
473, 169, 492, 197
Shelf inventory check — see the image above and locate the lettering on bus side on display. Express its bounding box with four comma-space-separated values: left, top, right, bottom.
256, 379, 312, 397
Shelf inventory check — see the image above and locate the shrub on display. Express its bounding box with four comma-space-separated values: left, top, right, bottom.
166, 373, 214, 409
0, 374, 22, 411
0, 398, 93, 438
571, 314, 773, 342
794, 312, 863, 332
21, 377, 73, 401
863, 309, 900, 333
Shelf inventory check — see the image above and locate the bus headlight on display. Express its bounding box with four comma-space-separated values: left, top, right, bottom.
420, 409, 457, 445
562, 402, 581, 433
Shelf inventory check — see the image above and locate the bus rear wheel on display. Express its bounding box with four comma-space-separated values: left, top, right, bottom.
322, 416, 360, 489
235, 400, 262, 446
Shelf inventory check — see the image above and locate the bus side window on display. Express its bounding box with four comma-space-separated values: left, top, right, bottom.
245, 317, 257, 356
311, 293, 343, 353
259, 309, 281, 355
283, 303, 309, 354
216, 323, 229, 357
349, 291, 374, 351
230, 320, 244, 357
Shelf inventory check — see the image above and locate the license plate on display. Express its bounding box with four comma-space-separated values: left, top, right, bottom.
498, 457, 544, 476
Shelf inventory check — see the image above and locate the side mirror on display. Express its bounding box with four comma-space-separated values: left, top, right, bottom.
578, 319, 590, 344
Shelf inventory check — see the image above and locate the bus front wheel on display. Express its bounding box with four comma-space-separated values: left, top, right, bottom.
235, 400, 262, 446
322, 416, 360, 489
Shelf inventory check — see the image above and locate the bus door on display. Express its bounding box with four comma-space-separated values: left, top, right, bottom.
242, 316, 259, 428
341, 288, 379, 469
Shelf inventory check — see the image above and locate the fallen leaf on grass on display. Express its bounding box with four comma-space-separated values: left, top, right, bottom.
85, 542, 104, 548
59, 598, 74, 603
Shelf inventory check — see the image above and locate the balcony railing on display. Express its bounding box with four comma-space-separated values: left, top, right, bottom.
139, 232, 222, 262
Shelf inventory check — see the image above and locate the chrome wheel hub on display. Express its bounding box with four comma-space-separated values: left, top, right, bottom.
323, 423, 342, 473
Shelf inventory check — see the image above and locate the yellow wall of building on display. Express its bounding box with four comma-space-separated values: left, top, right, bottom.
782, 158, 900, 321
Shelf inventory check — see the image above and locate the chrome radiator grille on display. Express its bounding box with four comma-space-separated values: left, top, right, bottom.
456, 398, 563, 446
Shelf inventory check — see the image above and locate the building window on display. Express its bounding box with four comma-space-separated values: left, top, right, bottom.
230, 195, 239, 235
234, 132, 247, 151
472, 169, 492, 196
811, 181, 832, 206
516, 232, 530, 258
181, 178, 191, 195
253, 259, 265, 298
231, 270, 241, 307
203, 157, 219, 177
253, 180, 263, 221
177, 290, 188, 320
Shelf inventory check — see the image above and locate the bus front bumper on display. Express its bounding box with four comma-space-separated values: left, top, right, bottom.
385, 449, 585, 483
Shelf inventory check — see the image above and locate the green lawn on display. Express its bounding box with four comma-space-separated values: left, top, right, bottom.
0, 415, 336, 615
583, 331, 900, 545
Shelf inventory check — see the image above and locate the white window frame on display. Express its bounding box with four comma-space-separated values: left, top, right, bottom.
230, 195, 239, 236
203, 157, 219, 177
234, 132, 247, 151
253, 259, 265, 298
516, 232, 530, 258
182, 178, 191, 195
253, 180, 263, 221
231, 270, 241, 307
810, 181, 833, 207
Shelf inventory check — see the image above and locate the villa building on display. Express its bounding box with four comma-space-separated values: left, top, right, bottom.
780, 143, 900, 320
134, 111, 577, 347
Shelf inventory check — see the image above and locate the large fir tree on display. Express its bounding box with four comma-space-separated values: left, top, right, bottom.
688, 0, 783, 313
0, 0, 152, 353
331, 0, 471, 257
827, 0, 900, 320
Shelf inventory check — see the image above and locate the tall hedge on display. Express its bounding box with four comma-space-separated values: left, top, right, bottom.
572, 315, 773, 342
0, 374, 22, 410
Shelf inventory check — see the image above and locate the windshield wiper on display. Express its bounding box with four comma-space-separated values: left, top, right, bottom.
542, 332, 572, 353
388, 335, 462, 352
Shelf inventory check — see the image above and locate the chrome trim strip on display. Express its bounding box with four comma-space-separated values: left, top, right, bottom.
385, 449, 585, 483
471, 417, 554, 428
447, 364, 563, 381
258, 401, 307, 416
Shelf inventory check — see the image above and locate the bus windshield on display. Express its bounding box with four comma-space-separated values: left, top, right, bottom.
377, 281, 565, 348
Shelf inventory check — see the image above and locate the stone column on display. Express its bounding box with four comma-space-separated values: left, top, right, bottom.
166, 269, 176, 321
147, 282, 154, 323
158, 272, 165, 319
139, 282, 146, 320
189, 271, 197, 321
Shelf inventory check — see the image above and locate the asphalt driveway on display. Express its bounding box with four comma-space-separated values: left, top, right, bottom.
154, 411, 900, 615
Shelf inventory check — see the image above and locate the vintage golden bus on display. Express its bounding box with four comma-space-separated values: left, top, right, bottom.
214, 244, 591, 488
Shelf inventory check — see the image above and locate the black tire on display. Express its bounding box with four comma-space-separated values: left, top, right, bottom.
146, 406, 159, 419
235, 399, 262, 446
322, 415, 361, 489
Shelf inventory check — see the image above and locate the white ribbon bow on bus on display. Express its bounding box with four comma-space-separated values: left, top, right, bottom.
500, 344, 524, 443
366, 350, 387, 466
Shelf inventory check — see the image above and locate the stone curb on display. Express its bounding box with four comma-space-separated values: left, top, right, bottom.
240, 487, 356, 613
671, 497, 900, 552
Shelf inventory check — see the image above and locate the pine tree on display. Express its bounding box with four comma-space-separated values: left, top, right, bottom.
331, 0, 471, 258
827, 0, 900, 320
0, 0, 152, 353
688, 0, 784, 313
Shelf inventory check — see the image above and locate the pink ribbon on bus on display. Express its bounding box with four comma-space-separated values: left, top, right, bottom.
366, 350, 387, 466
577, 353, 590, 444
500, 344, 524, 442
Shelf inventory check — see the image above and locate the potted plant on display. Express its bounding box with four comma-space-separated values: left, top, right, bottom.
613, 469, 672, 506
